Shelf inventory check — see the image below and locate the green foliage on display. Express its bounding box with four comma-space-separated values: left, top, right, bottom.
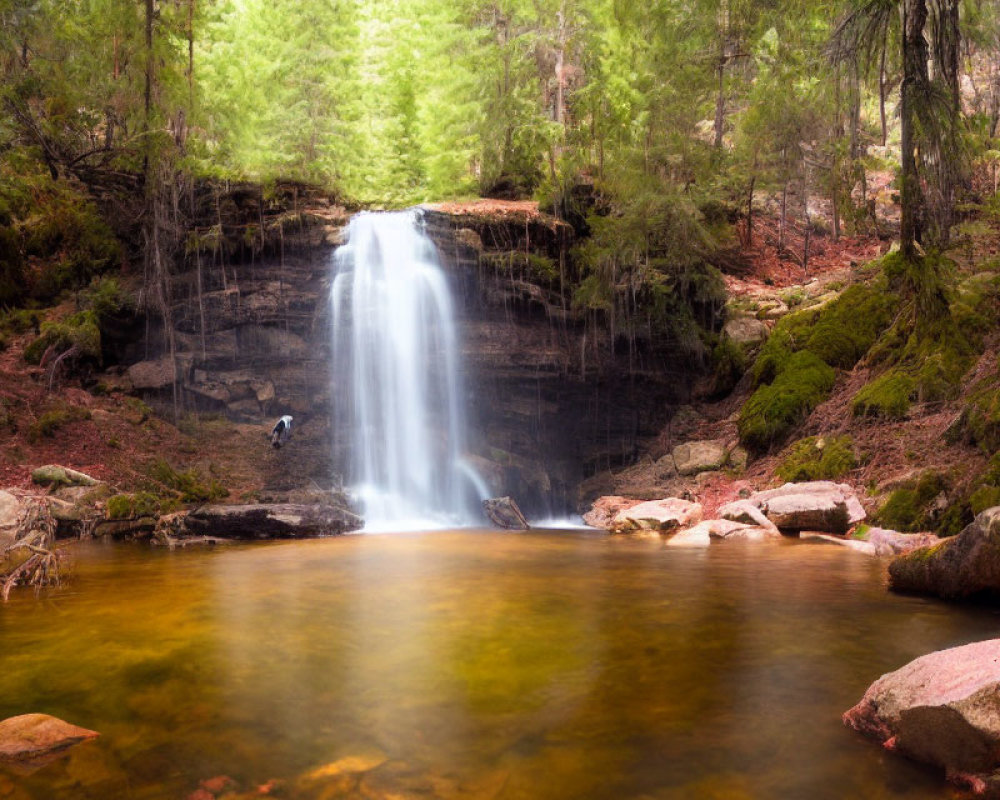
147, 460, 229, 503
852, 370, 915, 419
776, 435, 856, 482
738, 351, 836, 452
28, 404, 91, 442
23, 311, 101, 365
85, 277, 134, 322
480, 251, 559, 285
876, 471, 947, 533
0, 309, 41, 336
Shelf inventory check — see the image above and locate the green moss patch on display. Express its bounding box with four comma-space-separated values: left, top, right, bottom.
107, 492, 175, 520
852, 369, 915, 419
803, 284, 896, 369
147, 460, 228, 503
776, 435, 856, 482
738, 351, 835, 452
876, 471, 947, 532
27, 403, 91, 442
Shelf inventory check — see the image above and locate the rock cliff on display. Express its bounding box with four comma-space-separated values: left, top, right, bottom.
121, 197, 692, 516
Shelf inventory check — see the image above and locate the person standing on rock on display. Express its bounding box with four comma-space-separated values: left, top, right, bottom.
270, 415, 293, 448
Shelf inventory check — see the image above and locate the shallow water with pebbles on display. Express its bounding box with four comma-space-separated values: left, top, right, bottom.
0, 531, 997, 799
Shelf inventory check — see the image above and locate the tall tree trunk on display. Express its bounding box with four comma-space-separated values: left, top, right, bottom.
900, 0, 929, 258
779, 177, 787, 251
714, 0, 728, 149
142, 0, 154, 187
879, 32, 888, 146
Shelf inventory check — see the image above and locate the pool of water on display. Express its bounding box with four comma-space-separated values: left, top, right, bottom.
1, 530, 996, 799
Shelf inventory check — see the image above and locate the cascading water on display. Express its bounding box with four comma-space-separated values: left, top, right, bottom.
330, 210, 488, 530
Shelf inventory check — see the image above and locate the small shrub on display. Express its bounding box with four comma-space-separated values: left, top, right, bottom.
776, 435, 856, 482
738, 351, 836, 452
28, 404, 91, 442
85, 276, 134, 322
852, 370, 915, 419
23, 310, 101, 365
0, 309, 41, 335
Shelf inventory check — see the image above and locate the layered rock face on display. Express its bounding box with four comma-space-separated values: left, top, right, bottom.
124, 200, 690, 516
422, 207, 686, 515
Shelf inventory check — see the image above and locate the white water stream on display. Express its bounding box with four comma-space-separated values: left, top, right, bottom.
331, 210, 488, 530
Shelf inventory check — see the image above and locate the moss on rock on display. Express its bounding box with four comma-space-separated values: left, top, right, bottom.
738, 351, 835, 452
876, 471, 947, 532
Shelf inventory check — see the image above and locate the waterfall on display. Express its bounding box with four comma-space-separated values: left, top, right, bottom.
330, 210, 488, 530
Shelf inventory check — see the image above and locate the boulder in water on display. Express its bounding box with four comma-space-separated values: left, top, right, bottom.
611, 498, 702, 534
0, 714, 98, 762
483, 497, 530, 530
746, 481, 865, 534
717, 500, 779, 533
844, 639, 1000, 796
888, 507, 1000, 599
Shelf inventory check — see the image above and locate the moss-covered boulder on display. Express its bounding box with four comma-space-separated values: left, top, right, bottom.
888, 507, 1000, 599
31, 465, 100, 488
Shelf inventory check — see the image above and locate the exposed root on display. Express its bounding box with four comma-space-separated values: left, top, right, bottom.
1, 497, 63, 601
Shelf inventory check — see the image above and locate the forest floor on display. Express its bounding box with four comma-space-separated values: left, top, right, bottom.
0, 317, 274, 501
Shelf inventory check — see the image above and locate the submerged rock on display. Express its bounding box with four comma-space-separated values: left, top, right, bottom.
863, 527, 939, 557
0, 714, 98, 762
844, 639, 1000, 796
717, 500, 779, 533
888, 507, 1000, 599
482, 496, 530, 530
611, 498, 702, 534
183, 503, 362, 538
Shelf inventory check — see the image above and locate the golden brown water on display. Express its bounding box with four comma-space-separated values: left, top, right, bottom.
0, 531, 997, 799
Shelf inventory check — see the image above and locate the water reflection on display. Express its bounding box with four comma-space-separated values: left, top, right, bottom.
0, 532, 997, 799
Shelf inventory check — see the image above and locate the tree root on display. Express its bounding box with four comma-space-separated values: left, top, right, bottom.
1, 498, 63, 601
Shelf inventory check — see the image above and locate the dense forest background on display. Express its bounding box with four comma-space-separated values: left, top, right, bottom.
1, 0, 1000, 362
